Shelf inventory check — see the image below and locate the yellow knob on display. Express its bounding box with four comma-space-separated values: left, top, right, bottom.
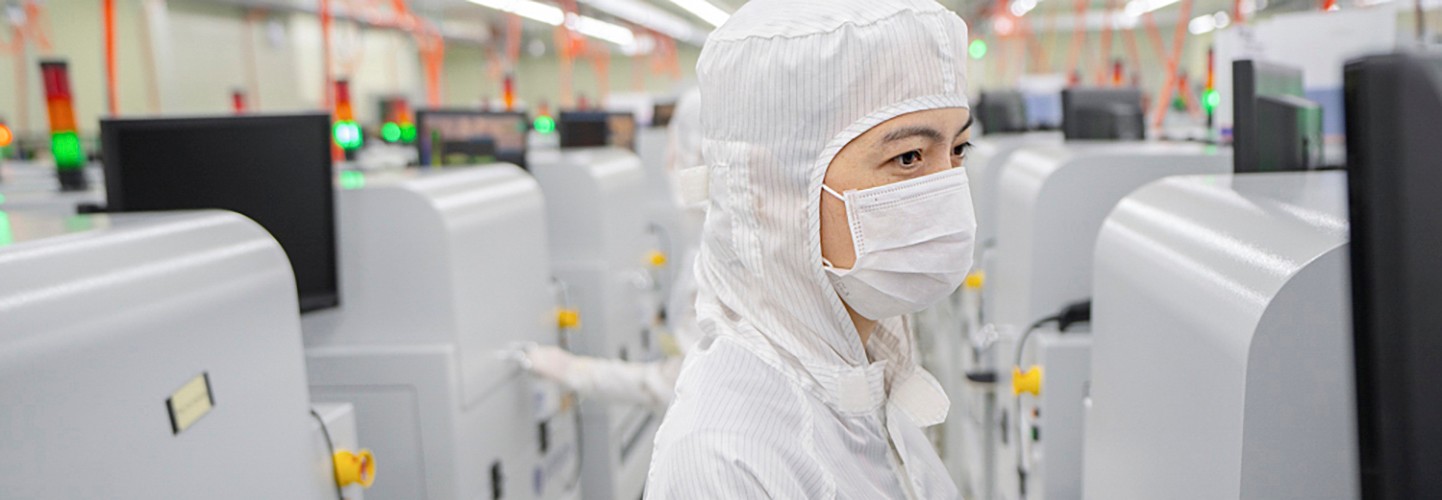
1012, 365, 1043, 397
556, 308, 581, 329
333, 449, 377, 488
965, 271, 986, 290
647, 250, 668, 268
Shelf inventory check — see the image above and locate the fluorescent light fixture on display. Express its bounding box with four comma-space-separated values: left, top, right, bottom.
1188, 10, 1232, 34
668, 0, 730, 28
1188, 13, 1216, 33
1010, 0, 1039, 17
576, 15, 637, 46
467, 0, 638, 47
580, 0, 710, 44
1124, 0, 1180, 17
468, 0, 563, 25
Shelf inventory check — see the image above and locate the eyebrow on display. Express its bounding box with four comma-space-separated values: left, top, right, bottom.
880, 115, 977, 144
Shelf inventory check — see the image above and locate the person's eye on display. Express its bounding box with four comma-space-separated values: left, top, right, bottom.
893, 150, 923, 168
952, 142, 972, 158
951, 142, 972, 167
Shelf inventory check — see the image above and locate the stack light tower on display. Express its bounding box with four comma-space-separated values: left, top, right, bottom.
533, 99, 555, 134
0, 118, 13, 159
232, 89, 248, 114
40, 60, 86, 191
332, 79, 363, 155
379, 97, 415, 144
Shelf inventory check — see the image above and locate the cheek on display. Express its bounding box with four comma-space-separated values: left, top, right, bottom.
819, 194, 857, 267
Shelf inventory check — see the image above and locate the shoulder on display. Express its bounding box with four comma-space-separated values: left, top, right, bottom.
647, 337, 832, 498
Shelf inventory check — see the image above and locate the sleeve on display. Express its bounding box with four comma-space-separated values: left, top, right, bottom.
566, 356, 682, 410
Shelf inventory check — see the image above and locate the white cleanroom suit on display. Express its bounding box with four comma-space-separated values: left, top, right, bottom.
645, 0, 974, 498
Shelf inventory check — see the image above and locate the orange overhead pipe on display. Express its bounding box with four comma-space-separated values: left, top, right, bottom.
1063, 0, 1089, 81
320, 0, 333, 109
1149, 0, 1194, 128
1234, 0, 1246, 23
1095, 0, 1117, 85
103, 0, 118, 116
1123, 23, 1144, 88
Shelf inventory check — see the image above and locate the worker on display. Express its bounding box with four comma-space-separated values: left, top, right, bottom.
644, 0, 975, 498
521, 88, 706, 410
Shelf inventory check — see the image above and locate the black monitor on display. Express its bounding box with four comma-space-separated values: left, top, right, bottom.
100, 113, 338, 312
652, 103, 677, 128
1255, 94, 1324, 171
416, 109, 529, 168
1344, 51, 1442, 500
976, 91, 1028, 134
559, 111, 637, 151
1061, 87, 1145, 140
1233, 59, 1323, 173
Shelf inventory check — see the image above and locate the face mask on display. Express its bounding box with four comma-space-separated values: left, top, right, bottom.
822, 167, 977, 320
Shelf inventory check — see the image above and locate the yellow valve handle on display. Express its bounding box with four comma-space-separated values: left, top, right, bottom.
647, 250, 668, 268
965, 271, 986, 290
556, 308, 581, 330
1013, 365, 1043, 397
333, 449, 376, 488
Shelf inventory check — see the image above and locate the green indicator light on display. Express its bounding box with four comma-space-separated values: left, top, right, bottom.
339, 170, 366, 190
51, 131, 84, 170
534, 115, 556, 134
400, 124, 417, 143
0, 211, 10, 247
968, 39, 988, 60
1204, 89, 1220, 112
381, 122, 402, 142
333, 121, 363, 150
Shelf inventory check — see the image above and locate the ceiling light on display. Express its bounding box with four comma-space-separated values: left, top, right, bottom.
668, 0, 730, 28
468, 0, 637, 47
579, 0, 709, 44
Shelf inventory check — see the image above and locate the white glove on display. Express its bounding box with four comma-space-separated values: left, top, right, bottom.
525, 345, 579, 385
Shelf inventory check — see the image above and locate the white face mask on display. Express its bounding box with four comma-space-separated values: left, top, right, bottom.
822, 167, 977, 320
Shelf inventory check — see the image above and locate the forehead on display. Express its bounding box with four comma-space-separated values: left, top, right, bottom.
856, 107, 972, 143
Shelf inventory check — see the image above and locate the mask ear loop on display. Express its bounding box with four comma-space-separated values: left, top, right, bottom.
820, 183, 847, 271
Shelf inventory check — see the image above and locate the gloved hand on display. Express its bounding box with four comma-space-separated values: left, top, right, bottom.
525, 345, 579, 385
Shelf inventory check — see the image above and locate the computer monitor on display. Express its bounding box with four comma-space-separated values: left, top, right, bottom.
1233, 59, 1322, 173
1344, 51, 1442, 500
100, 113, 338, 312
559, 111, 637, 150
1061, 87, 1145, 140
1255, 94, 1324, 171
977, 91, 1028, 134
652, 103, 677, 128
416, 109, 529, 168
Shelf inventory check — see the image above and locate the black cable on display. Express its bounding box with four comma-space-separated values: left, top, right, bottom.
310, 408, 345, 500
1011, 298, 1091, 499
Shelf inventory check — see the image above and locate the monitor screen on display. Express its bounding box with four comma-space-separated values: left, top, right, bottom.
1233, 60, 1313, 173
1061, 87, 1145, 140
559, 111, 637, 151
1344, 51, 1442, 500
101, 113, 337, 314
977, 91, 1028, 134
416, 109, 529, 168
100, 113, 338, 313
652, 103, 677, 128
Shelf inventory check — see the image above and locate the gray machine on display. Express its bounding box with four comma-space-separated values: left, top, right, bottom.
302, 165, 579, 500
984, 141, 1232, 500
530, 147, 662, 500
0, 211, 353, 499
1083, 172, 1356, 500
